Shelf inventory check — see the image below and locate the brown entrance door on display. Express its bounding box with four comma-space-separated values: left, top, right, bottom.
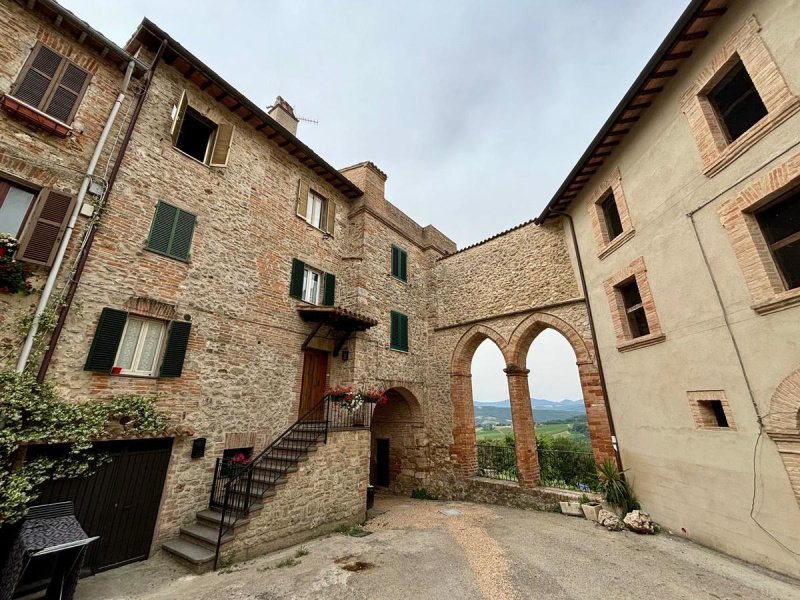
300, 349, 328, 418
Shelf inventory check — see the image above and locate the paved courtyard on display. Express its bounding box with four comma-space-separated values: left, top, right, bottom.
76, 495, 800, 600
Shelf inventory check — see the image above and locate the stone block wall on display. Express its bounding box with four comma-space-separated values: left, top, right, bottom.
221, 429, 369, 563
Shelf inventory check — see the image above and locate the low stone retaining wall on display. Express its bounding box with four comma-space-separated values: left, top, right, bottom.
442, 477, 588, 510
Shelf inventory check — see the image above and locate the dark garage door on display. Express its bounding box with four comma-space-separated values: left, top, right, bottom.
31, 437, 173, 573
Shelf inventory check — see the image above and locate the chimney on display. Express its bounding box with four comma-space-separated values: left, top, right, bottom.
268, 96, 299, 136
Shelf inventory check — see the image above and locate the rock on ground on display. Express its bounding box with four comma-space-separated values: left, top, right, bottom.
624, 510, 655, 534
598, 509, 625, 531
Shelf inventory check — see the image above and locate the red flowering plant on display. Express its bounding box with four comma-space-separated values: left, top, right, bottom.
0, 233, 33, 294
363, 388, 389, 405
230, 452, 250, 466
325, 386, 387, 411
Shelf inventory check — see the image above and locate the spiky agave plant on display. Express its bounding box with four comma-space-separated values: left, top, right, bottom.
596, 458, 628, 508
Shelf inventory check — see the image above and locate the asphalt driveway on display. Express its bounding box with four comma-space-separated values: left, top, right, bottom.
75, 495, 800, 600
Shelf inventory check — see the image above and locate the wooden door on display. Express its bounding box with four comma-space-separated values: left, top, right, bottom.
29, 438, 172, 574
300, 349, 328, 418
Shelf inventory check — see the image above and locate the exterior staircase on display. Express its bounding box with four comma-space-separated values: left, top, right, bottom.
162, 415, 330, 571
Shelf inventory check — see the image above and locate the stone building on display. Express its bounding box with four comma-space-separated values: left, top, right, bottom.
1, 0, 799, 582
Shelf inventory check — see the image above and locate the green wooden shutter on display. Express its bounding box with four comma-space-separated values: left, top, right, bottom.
323, 273, 336, 306
159, 321, 192, 378
170, 210, 196, 260
147, 201, 177, 254
399, 313, 409, 351
391, 246, 399, 278
84, 308, 127, 372
290, 259, 305, 299
399, 250, 408, 282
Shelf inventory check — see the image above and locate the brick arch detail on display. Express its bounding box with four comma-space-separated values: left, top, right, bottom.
765, 366, 800, 505
508, 311, 615, 465
449, 324, 510, 477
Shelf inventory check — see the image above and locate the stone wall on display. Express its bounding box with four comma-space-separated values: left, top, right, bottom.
0, 0, 135, 362
220, 429, 369, 563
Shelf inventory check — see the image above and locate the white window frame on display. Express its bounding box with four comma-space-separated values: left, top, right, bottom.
113, 317, 167, 377
305, 190, 326, 229
302, 266, 322, 304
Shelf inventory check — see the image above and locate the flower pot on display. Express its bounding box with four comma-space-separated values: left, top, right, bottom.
559, 501, 584, 516
581, 501, 602, 522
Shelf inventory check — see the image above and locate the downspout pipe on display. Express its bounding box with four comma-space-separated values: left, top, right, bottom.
550, 211, 623, 471
36, 39, 168, 383
16, 60, 137, 373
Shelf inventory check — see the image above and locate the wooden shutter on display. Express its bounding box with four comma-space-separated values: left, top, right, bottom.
208, 123, 234, 167
171, 90, 188, 146
290, 259, 305, 299
16, 188, 76, 266
391, 246, 399, 278
169, 210, 196, 260
12, 44, 63, 110
296, 181, 310, 219
84, 308, 127, 372
399, 313, 409, 351
159, 321, 192, 378
325, 198, 336, 235
44, 62, 91, 123
390, 311, 399, 349
146, 201, 177, 254
400, 249, 408, 281
323, 273, 336, 306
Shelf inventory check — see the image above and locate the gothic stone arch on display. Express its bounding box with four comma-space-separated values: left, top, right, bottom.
765, 366, 800, 505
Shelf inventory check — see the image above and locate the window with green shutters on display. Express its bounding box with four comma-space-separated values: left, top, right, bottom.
146, 201, 196, 261
390, 310, 408, 352
84, 307, 192, 377
290, 258, 335, 306
391, 245, 408, 282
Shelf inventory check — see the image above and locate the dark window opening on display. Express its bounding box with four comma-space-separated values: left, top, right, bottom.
617, 279, 649, 338
698, 400, 729, 428
755, 188, 800, 290
392, 245, 408, 281
175, 107, 216, 162
600, 192, 624, 240
708, 59, 767, 142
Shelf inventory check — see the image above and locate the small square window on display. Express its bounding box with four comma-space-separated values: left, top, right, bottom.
708, 59, 767, 143
302, 266, 322, 304
698, 400, 729, 428
754, 188, 800, 290
305, 191, 327, 230
176, 107, 217, 163
600, 192, 624, 241
113, 317, 167, 377
617, 279, 649, 338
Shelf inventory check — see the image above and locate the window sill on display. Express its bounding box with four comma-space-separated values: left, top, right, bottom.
616, 332, 666, 353
295, 213, 332, 237
752, 287, 800, 315
1, 95, 72, 137
597, 228, 635, 260
704, 97, 800, 178
143, 247, 191, 264
389, 347, 409, 354
107, 371, 160, 380
390, 274, 408, 284
172, 145, 213, 168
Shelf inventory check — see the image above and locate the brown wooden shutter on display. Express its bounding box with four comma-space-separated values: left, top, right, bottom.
44, 62, 91, 123
171, 90, 188, 146
16, 188, 76, 266
296, 180, 310, 219
208, 123, 234, 167
11, 44, 64, 110
325, 198, 336, 235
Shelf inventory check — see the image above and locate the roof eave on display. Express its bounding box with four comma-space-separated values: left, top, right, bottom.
129, 18, 363, 200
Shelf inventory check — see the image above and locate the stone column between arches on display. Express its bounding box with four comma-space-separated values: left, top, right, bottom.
505, 365, 540, 487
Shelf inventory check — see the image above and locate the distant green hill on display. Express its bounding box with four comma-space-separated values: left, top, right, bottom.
473, 399, 585, 425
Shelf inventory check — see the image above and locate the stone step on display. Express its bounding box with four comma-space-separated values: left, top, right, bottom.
162, 538, 215, 566
283, 434, 322, 443
253, 464, 297, 476
274, 442, 318, 453
228, 486, 276, 503
196, 508, 252, 529
180, 523, 234, 548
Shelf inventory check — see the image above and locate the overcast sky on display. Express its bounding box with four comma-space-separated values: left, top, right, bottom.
62, 0, 689, 401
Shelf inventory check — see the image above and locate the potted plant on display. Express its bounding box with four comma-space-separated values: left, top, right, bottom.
559, 499, 584, 516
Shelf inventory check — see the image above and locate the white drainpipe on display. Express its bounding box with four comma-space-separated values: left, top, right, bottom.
15, 60, 136, 373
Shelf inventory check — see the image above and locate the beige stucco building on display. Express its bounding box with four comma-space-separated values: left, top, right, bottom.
1, 0, 799, 583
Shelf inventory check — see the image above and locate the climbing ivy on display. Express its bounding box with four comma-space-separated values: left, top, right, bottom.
0, 370, 170, 525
